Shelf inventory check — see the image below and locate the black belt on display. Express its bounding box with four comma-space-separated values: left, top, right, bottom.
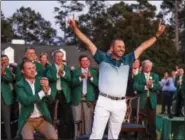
100, 92, 126, 100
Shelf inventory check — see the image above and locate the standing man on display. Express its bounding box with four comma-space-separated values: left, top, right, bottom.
15, 60, 57, 139
15, 47, 44, 81
1, 55, 13, 140
68, 18, 165, 139
160, 72, 170, 114
72, 55, 98, 138
174, 68, 185, 116
126, 59, 141, 97
39, 53, 51, 76
46, 50, 74, 139
133, 60, 160, 140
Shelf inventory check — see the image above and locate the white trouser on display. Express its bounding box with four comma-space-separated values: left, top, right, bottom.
90, 95, 127, 139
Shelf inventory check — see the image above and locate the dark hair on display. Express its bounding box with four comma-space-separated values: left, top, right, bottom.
24, 47, 35, 53
1, 54, 8, 58
110, 38, 124, 47
79, 55, 90, 61
20, 59, 33, 70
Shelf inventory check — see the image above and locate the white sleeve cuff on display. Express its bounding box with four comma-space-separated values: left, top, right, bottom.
47, 88, 51, 96
56, 72, 60, 78
90, 77, 93, 81
38, 91, 46, 99
62, 71, 66, 77
151, 84, 154, 88
79, 76, 82, 81
145, 86, 149, 90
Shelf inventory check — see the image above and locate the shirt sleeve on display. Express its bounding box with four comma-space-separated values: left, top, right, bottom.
93, 49, 106, 64
122, 52, 135, 66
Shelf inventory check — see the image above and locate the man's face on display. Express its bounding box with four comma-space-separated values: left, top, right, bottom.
80, 57, 90, 69
179, 68, 184, 76
40, 55, 48, 65
171, 71, 176, 77
143, 62, 152, 73
22, 62, 36, 79
54, 52, 63, 65
25, 49, 36, 61
132, 60, 140, 69
1, 56, 9, 67
111, 40, 125, 58
164, 72, 169, 78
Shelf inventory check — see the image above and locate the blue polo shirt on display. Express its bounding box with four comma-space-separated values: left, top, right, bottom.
94, 50, 135, 97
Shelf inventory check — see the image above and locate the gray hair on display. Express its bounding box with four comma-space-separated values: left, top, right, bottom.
52, 50, 63, 58
142, 60, 153, 68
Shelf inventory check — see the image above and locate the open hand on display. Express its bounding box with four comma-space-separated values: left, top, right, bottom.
68, 15, 77, 29
156, 20, 166, 37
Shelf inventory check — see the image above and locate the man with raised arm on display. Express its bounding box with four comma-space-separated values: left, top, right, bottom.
68, 18, 165, 139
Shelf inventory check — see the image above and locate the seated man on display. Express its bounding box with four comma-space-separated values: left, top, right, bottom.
15, 60, 58, 139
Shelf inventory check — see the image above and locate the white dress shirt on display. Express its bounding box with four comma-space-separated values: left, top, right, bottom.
144, 73, 152, 97
81, 68, 88, 95
26, 79, 51, 118
55, 64, 66, 91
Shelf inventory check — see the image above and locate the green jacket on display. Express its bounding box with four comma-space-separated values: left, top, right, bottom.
133, 72, 160, 109
46, 63, 71, 103
15, 77, 56, 136
71, 68, 98, 106
15, 61, 44, 81
1, 68, 13, 105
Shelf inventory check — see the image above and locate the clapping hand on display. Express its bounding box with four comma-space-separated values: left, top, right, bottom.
146, 79, 153, 89
58, 64, 64, 76
81, 72, 88, 79
87, 72, 92, 79
40, 77, 50, 95
177, 80, 182, 86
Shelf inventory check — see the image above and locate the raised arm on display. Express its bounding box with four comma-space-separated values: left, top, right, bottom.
134, 21, 166, 59
68, 18, 97, 55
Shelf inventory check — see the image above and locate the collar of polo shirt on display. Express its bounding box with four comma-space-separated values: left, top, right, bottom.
107, 54, 124, 67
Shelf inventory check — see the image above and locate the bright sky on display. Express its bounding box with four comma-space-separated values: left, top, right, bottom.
1, 1, 162, 37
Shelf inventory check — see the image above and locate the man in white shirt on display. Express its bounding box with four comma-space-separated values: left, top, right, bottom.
69, 17, 165, 139
126, 59, 141, 97
15, 60, 57, 139
71, 55, 98, 138
46, 50, 74, 139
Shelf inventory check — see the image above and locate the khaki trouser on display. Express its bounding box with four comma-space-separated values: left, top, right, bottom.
72, 101, 93, 138
21, 117, 58, 140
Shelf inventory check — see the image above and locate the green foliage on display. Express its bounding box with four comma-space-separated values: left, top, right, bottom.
161, 0, 185, 63
54, 0, 85, 44
10, 7, 58, 45
1, 11, 14, 43
54, 0, 184, 76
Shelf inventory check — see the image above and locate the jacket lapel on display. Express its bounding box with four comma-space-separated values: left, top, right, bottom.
52, 63, 57, 74
24, 79, 34, 96
34, 78, 41, 95
141, 73, 146, 85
